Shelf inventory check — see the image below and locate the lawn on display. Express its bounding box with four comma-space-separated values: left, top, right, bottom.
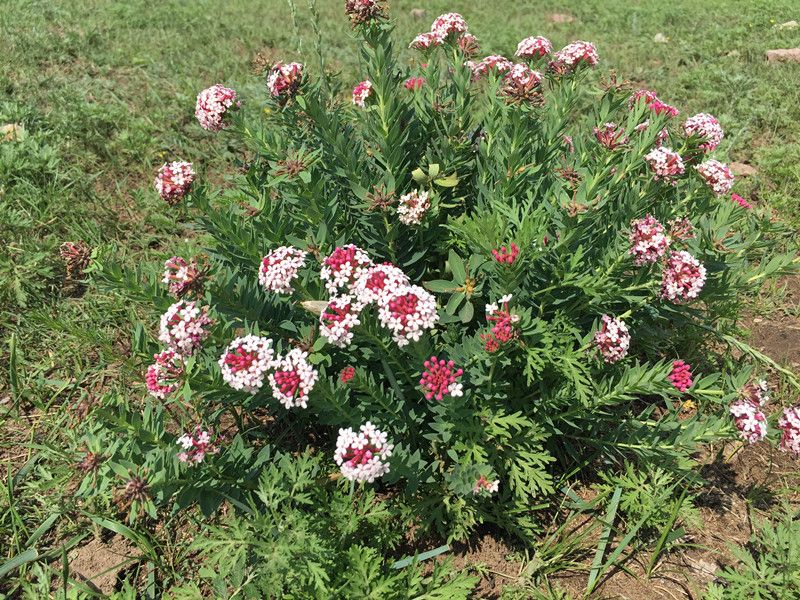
2, 0, 800, 597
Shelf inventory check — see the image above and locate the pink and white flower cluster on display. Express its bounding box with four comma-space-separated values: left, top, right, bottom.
321, 244, 374, 296
594, 314, 630, 364
629, 89, 679, 118
352, 262, 410, 305
730, 385, 768, 444
267, 62, 304, 99
159, 300, 213, 355
551, 41, 599, 72
482, 294, 520, 352
320, 295, 364, 347
660, 250, 706, 303
467, 55, 513, 78
177, 427, 221, 465
503, 63, 542, 88
397, 189, 430, 225
778, 407, 800, 456
645, 147, 685, 182
195, 84, 238, 132
668, 360, 693, 392
594, 122, 628, 150
378, 285, 439, 346
259, 246, 308, 295
410, 12, 469, 50
269, 348, 319, 409
420, 356, 464, 401
154, 161, 195, 204
218, 335, 276, 394
146, 349, 184, 399
472, 475, 500, 495
629, 215, 669, 266
334, 421, 394, 482
695, 160, 735, 195
352, 80, 373, 108
162, 255, 205, 298
515, 36, 552, 59
683, 113, 723, 152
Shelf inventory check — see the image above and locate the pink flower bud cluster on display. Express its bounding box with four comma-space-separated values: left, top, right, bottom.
320, 295, 364, 347
515, 36, 552, 59
335, 421, 394, 482
778, 406, 800, 456
259, 246, 308, 295
344, 0, 386, 26
629, 215, 669, 266
492, 243, 520, 265
482, 294, 520, 352
159, 300, 213, 355
645, 147, 685, 182
162, 255, 206, 298
660, 250, 706, 303
177, 427, 221, 465
594, 314, 630, 364
467, 55, 513, 79
195, 84, 238, 132
683, 113, 723, 152
339, 366, 356, 383
146, 349, 184, 399
629, 89, 679, 118
377, 285, 439, 346
420, 356, 464, 401
731, 193, 752, 209
321, 244, 374, 296
267, 62, 304, 99
551, 41, 599, 72
472, 475, 500, 495
154, 161, 195, 204
269, 348, 319, 409
730, 386, 768, 444
218, 335, 276, 394
352, 80, 373, 108
695, 160, 735, 195
397, 189, 430, 225
404, 77, 426, 91
594, 122, 629, 150
668, 360, 693, 392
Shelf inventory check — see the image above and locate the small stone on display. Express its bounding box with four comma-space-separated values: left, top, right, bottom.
653, 33, 669, 43
548, 12, 575, 24
1, 123, 24, 142
774, 20, 799, 30
409, 8, 426, 19
766, 48, 800, 63
730, 162, 758, 177
727, 50, 741, 58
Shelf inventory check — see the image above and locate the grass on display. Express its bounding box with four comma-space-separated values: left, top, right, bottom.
1, 0, 799, 596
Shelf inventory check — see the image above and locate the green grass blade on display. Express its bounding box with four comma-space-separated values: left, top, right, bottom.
391, 544, 450, 569
0, 548, 38, 579
587, 486, 621, 593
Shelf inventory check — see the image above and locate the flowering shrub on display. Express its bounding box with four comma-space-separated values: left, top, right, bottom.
86, 7, 799, 542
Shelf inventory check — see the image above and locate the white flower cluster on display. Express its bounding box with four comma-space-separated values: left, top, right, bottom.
195, 84, 238, 132
269, 348, 319, 409
218, 335, 276, 394
351, 263, 410, 305
683, 113, 723, 152
320, 295, 365, 348
334, 421, 394, 483
397, 189, 430, 225
594, 314, 631, 364
660, 250, 707, 303
259, 246, 308, 295
159, 300, 213, 355
695, 160, 735, 196
515, 36, 552, 59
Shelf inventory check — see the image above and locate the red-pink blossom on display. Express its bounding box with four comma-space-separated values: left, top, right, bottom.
492, 243, 520, 265
668, 360, 693, 392
420, 356, 464, 401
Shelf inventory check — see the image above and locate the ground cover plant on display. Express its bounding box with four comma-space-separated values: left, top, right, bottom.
3, 1, 800, 598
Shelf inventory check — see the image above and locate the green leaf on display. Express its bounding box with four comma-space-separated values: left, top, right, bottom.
423, 280, 459, 293
459, 301, 474, 323
434, 174, 459, 187
448, 250, 466, 281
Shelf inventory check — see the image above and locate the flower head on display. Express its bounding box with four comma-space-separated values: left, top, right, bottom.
267, 62, 304, 100
742, 379, 771, 407
594, 122, 629, 150
60, 241, 91, 280
146, 350, 184, 399
683, 113, 723, 152
269, 348, 319, 409
339, 366, 356, 383
335, 421, 393, 482
473, 475, 500, 495
594, 315, 630, 364
154, 161, 195, 204
695, 160, 735, 195
352, 262, 410, 306
320, 244, 374, 295
730, 398, 768, 444
515, 36, 552, 59
645, 147, 685, 182
352, 80, 373, 108
195, 85, 238, 132
259, 246, 308, 295
481, 294, 520, 352
177, 427, 221, 465
404, 76, 426, 91
629, 89, 679, 117
504, 63, 542, 87
492, 243, 520, 265
430, 12, 468, 40
420, 356, 464, 401
778, 406, 800, 455
629, 215, 669, 266
661, 250, 706, 303
162, 255, 208, 298
409, 32, 440, 51
397, 189, 430, 225
469, 55, 513, 78
345, 0, 387, 26
377, 285, 439, 346
159, 300, 213, 355
668, 360, 693, 392
218, 335, 276, 394
731, 193, 752, 209
320, 295, 364, 348
552, 41, 599, 72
